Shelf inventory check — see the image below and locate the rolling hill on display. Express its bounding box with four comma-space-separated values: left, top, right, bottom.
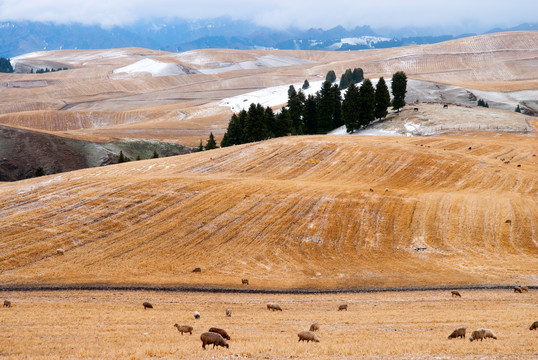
0, 31, 537, 290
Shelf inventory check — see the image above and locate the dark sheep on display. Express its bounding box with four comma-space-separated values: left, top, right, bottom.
514, 286, 522, 293
530, 321, 538, 330
192, 267, 201, 273
241, 278, 249, 285
309, 322, 320, 332
521, 286, 528, 292
338, 304, 348, 311
443, 104, 448, 109
451, 290, 462, 298
448, 327, 466, 339
200, 332, 229, 349
142, 302, 153, 309
209, 327, 231, 340
3, 300, 11, 308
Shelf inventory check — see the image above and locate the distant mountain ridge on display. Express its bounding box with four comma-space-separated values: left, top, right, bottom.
1, 18, 536, 58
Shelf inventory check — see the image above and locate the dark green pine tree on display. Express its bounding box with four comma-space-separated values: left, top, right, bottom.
330, 83, 343, 128
264, 106, 276, 138
316, 81, 334, 133
358, 79, 376, 127
374, 77, 391, 119
303, 94, 318, 135
515, 104, 521, 113
302, 79, 310, 90
391, 71, 407, 112
288, 85, 296, 97
352, 68, 364, 83
288, 89, 305, 134
198, 139, 204, 151
151, 150, 159, 158
325, 70, 336, 83
274, 108, 292, 137
339, 68, 353, 90
205, 132, 217, 150
0, 58, 14, 73
118, 150, 127, 163
342, 82, 360, 133
222, 113, 243, 147
34, 166, 45, 177
244, 103, 268, 142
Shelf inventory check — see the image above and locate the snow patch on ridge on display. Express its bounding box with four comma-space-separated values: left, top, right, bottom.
113, 58, 187, 77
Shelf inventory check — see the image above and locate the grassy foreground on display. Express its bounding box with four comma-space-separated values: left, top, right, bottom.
0, 289, 536, 359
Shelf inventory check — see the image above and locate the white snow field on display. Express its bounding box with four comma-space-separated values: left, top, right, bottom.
113, 58, 189, 77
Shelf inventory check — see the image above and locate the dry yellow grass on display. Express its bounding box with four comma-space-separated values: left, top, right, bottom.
0, 289, 536, 359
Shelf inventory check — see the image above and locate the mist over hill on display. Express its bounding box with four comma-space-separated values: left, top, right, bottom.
1, 18, 536, 58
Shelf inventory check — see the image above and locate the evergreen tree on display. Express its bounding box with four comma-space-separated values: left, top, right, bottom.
205, 132, 217, 150
303, 95, 318, 135
151, 150, 159, 158
374, 77, 391, 119
288, 85, 296, 97
342, 82, 360, 133
198, 139, 204, 151
358, 79, 376, 127
391, 71, 407, 112
316, 81, 335, 134
352, 68, 364, 83
325, 70, 336, 83
244, 103, 268, 142
288, 89, 305, 134
330, 84, 343, 128
34, 167, 45, 177
274, 108, 292, 137
221, 113, 244, 147
136, 155, 141, 161
339, 68, 353, 90
264, 106, 276, 138
118, 150, 127, 163
477, 99, 489, 108
0, 58, 14, 73
515, 104, 521, 113
302, 79, 310, 90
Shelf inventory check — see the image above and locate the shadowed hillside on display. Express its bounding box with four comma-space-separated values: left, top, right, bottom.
0, 130, 536, 289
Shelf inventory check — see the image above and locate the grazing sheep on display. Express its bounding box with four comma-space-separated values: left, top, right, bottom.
451, 290, 462, 298
241, 278, 249, 285
414, 108, 419, 111
469, 328, 497, 341
338, 304, 348, 311
3, 300, 11, 308
142, 302, 153, 309
448, 327, 466, 339
173, 324, 193, 335
267, 303, 282, 311
505, 219, 512, 224
297, 331, 320, 343
514, 286, 523, 293
200, 332, 229, 349
385, 188, 389, 192
192, 267, 201, 273
226, 309, 231, 317
369, 188, 374, 192
194, 311, 201, 319
529, 321, 538, 330
309, 322, 320, 332
56, 248, 65, 255
209, 327, 231, 340
443, 104, 448, 109
521, 286, 528, 292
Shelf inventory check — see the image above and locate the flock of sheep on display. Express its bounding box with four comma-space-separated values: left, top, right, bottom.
2, 287, 535, 351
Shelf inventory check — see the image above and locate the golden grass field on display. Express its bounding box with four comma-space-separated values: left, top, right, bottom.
1, 289, 536, 359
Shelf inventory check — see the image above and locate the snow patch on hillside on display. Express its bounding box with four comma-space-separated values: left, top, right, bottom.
327, 36, 391, 50
220, 81, 324, 112
113, 58, 187, 77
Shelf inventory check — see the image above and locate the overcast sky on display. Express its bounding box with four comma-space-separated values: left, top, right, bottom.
0, 0, 536, 32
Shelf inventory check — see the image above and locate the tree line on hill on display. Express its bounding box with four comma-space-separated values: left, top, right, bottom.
218, 70, 406, 147
0, 57, 14, 73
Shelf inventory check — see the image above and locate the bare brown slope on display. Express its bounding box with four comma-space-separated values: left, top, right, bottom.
0, 131, 536, 289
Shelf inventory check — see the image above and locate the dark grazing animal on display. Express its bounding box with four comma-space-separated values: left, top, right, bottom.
3, 300, 11, 308
448, 327, 466, 339
241, 278, 249, 285
192, 267, 201, 273
451, 290, 462, 298
529, 321, 538, 330
200, 332, 229, 349
209, 327, 231, 340
142, 302, 153, 309
338, 304, 348, 311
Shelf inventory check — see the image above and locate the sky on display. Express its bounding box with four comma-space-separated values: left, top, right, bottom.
0, 0, 536, 32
